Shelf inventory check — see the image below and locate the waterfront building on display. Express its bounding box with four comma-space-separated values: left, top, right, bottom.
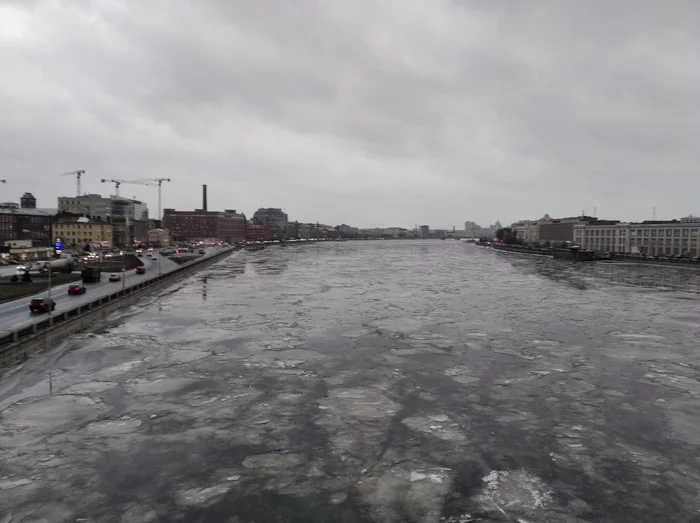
419, 225, 430, 239
511, 220, 540, 244
574, 216, 700, 257
246, 222, 274, 241
52, 215, 113, 249
252, 208, 288, 239
538, 215, 620, 247
0, 193, 56, 245
162, 208, 246, 243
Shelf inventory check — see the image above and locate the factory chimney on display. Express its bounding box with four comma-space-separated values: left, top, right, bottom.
202, 184, 208, 212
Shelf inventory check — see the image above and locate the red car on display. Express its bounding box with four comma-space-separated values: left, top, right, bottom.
67, 284, 86, 295
135, 266, 145, 274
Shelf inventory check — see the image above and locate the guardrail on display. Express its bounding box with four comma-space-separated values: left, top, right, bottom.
0, 247, 236, 366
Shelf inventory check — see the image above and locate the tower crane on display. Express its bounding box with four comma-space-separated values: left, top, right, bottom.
100, 178, 153, 197
59, 170, 85, 197
132, 177, 171, 221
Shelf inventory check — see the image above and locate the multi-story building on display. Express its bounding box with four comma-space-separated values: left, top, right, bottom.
574, 216, 700, 257
52, 215, 113, 249
246, 223, 274, 241
252, 208, 288, 239
0, 193, 56, 246
419, 225, 430, 239
58, 194, 111, 218
147, 228, 172, 247
58, 193, 149, 246
58, 194, 148, 221
511, 220, 540, 244
538, 215, 620, 247
162, 208, 246, 243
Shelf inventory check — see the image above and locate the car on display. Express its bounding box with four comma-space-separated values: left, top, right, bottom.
135, 266, 145, 274
198, 249, 206, 254
137, 252, 143, 257
29, 298, 56, 313
67, 284, 86, 295
109, 273, 121, 282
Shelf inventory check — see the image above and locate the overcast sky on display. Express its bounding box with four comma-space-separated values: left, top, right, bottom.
1, 1, 699, 228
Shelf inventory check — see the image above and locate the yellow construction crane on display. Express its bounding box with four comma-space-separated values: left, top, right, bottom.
59, 170, 85, 196
100, 178, 153, 198
132, 177, 171, 221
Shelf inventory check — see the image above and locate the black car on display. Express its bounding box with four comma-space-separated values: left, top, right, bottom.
135, 266, 146, 275
29, 298, 56, 313
67, 284, 86, 295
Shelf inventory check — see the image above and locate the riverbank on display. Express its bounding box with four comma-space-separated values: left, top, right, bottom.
484, 242, 700, 267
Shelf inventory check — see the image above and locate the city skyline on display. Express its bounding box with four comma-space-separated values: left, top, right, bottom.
2, 2, 700, 227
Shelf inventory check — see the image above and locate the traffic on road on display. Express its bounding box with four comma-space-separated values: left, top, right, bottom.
0, 247, 222, 338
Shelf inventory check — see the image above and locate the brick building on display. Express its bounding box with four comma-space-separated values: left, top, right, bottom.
246, 222, 274, 241
162, 208, 246, 243
0, 193, 56, 246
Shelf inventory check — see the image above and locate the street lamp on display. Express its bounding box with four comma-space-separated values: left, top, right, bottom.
47, 260, 52, 323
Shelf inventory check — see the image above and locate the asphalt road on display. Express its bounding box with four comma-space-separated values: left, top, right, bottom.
0, 249, 220, 337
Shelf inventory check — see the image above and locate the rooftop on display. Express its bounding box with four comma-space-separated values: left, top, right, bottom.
0, 207, 57, 216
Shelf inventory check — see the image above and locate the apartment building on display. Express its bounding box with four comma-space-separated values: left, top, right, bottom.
574, 216, 700, 257
52, 215, 113, 249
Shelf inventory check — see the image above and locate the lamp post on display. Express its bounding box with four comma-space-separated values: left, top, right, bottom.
47, 258, 52, 322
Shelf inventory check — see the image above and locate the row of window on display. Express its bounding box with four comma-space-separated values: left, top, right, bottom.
577, 228, 700, 237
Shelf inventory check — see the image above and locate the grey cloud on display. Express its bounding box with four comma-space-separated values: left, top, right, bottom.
1, 0, 699, 226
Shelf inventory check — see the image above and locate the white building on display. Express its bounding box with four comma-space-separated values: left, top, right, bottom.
574, 216, 700, 257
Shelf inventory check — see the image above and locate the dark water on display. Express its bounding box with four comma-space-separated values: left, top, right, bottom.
2, 240, 700, 522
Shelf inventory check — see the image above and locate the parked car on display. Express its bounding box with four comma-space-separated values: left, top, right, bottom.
135, 266, 145, 274
29, 298, 56, 313
109, 273, 121, 282
67, 284, 86, 295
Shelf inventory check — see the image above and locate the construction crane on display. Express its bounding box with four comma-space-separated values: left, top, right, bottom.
132, 177, 171, 221
100, 178, 153, 197
59, 170, 85, 197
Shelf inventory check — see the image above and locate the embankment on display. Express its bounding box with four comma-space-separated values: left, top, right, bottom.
0, 247, 237, 369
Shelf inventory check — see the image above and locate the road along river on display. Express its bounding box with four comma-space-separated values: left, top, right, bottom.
1, 240, 699, 522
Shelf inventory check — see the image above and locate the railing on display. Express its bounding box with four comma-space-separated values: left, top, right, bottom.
0, 247, 235, 353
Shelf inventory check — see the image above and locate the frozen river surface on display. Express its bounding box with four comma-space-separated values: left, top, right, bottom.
1, 241, 700, 522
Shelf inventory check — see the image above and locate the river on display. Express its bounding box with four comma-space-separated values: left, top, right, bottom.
1, 240, 699, 522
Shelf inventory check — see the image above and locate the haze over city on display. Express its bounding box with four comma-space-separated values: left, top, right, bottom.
1, 0, 699, 227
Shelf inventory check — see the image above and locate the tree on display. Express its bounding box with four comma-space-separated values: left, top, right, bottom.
495, 227, 518, 245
